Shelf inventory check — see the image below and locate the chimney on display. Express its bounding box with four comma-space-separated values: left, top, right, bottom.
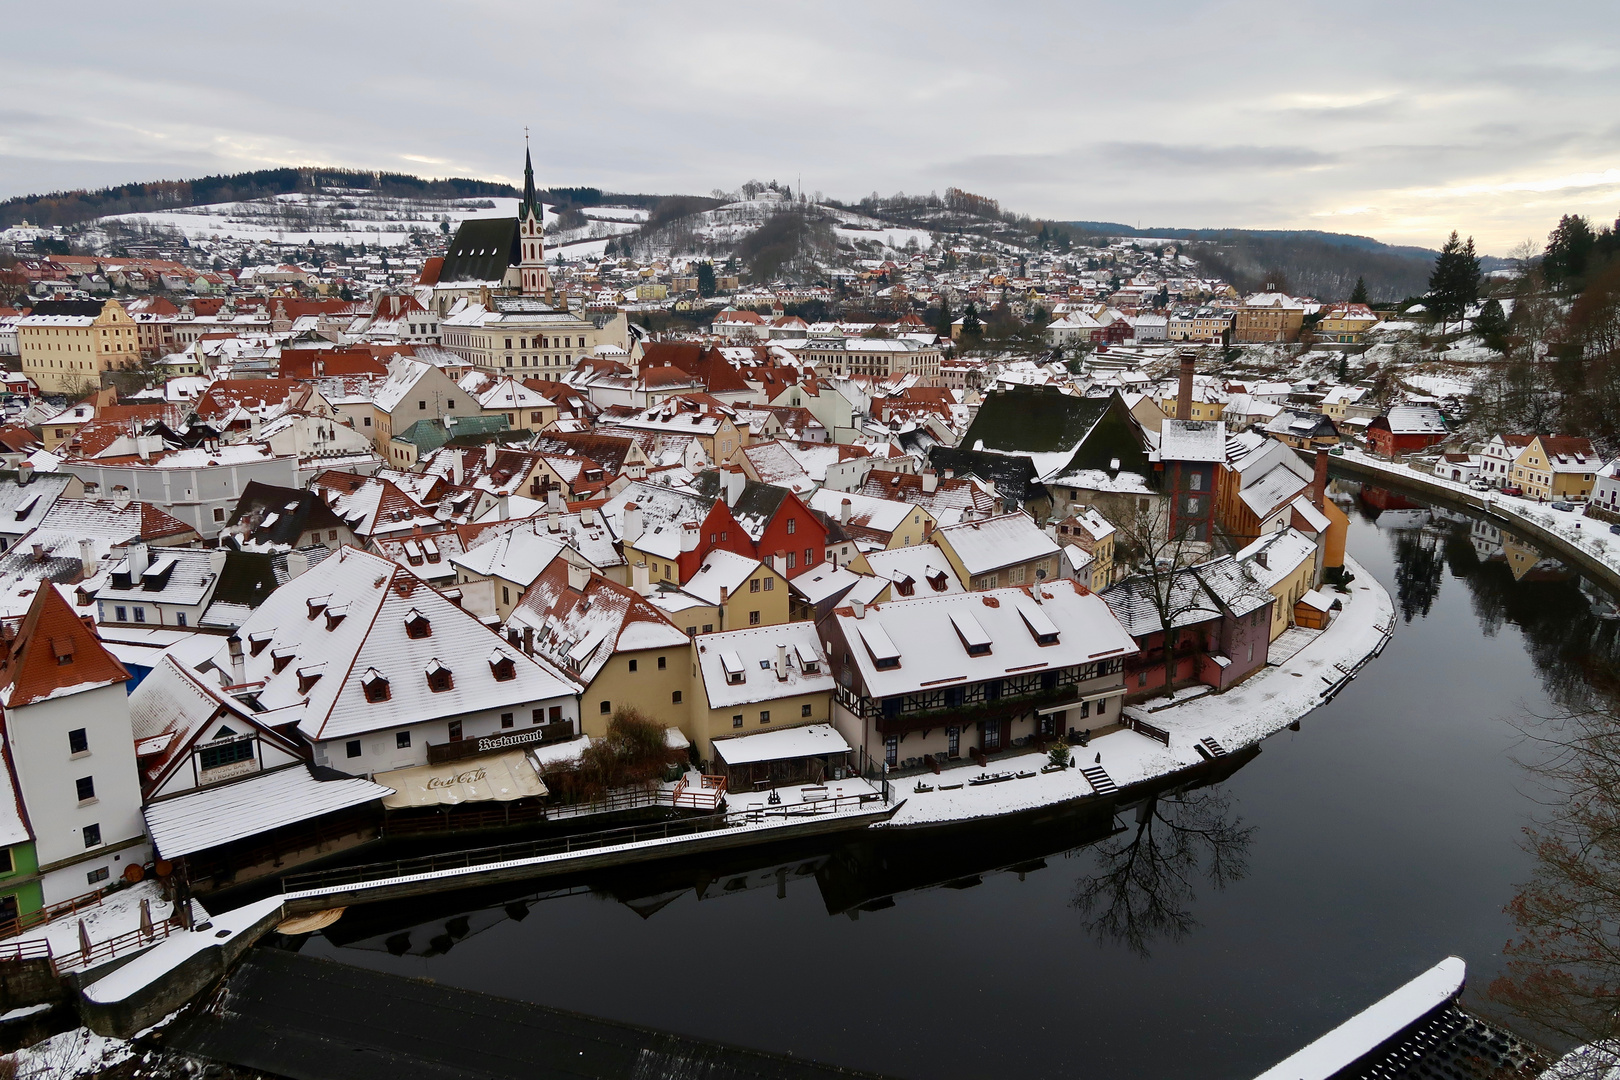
127, 542, 150, 579
548, 509, 562, 533
722, 464, 745, 507
137, 435, 151, 462
622, 501, 644, 544
227, 635, 245, 686
1313, 448, 1329, 510
207, 547, 227, 578
682, 520, 699, 552
1176, 352, 1195, 421
29, 543, 43, 564
522, 625, 534, 656
567, 560, 591, 591
850, 598, 865, 619
77, 538, 98, 577
774, 550, 787, 574
449, 453, 463, 487
496, 494, 511, 520
840, 498, 852, 525
921, 470, 938, 494
17, 462, 32, 485
485, 443, 497, 468
776, 643, 788, 681
285, 550, 310, 578
581, 506, 596, 526
632, 561, 651, 594
1256, 549, 1268, 569
546, 489, 564, 513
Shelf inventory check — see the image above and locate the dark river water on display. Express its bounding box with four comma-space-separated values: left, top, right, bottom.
298, 486, 1620, 1079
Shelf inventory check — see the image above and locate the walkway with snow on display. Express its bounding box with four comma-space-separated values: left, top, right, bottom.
879, 555, 1393, 829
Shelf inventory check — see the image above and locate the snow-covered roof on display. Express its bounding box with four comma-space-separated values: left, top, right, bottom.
933, 512, 1060, 575
696, 622, 833, 710
806, 489, 919, 537
448, 527, 566, 586
143, 764, 390, 858
1235, 527, 1319, 590
1157, 419, 1227, 463
681, 549, 765, 606
712, 723, 848, 765
831, 580, 1136, 699
864, 545, 962, 595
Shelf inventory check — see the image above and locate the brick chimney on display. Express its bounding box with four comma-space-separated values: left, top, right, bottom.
1313, 447, 1329, 509
1176, 352, 1195, 421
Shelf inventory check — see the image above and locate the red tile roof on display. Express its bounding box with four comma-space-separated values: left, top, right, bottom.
0, 585, 129, 708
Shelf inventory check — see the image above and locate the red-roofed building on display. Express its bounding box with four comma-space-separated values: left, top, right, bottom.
0, 585, 145, 902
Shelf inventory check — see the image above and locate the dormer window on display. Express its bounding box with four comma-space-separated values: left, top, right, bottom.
296, 665, 324, 695
404, 610, 431, 639
271, 648, 295, 674
489, 650, 516, 682
51, 636, 73, 666
306, 595, 331, 620
361, 668, 390, 703
324, 604, 349, 631
721, 650, 745, 685
425, 659, 454, 693
247, 631, 273, 657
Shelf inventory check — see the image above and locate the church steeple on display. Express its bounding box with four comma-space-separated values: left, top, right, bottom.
516, 135, 551, 300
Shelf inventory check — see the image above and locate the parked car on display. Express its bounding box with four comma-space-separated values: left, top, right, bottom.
1552, 501, 1578, 512
1469, 478, 1490, 491
1609, 524, 1620, 536
1502, 485, 1523, 497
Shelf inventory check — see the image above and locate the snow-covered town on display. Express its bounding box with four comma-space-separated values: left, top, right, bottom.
5, 7, 1620, 1069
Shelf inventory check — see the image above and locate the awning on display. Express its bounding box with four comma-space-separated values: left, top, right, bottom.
376, 749, 548, 810
712, 724, 850, 767
144, 765, 391, 859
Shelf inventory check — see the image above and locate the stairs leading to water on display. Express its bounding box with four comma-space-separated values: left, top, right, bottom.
1080, 765, 1117, 796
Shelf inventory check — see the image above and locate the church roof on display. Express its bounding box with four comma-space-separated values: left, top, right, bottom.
439, 217, 519, 284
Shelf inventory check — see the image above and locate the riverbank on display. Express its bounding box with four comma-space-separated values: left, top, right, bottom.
875, 554, 1394, 828
1328, 447, 1620, 596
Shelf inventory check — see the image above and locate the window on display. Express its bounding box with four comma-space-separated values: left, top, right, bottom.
132, 607, 145, 623
87, 867, 109, 885
69, 728, 88, 755
801, 703, 813, 717
396, 731, 412, 749
83, 823, 101, 848
760, 710, 770, 724
1098, 698, 1108, 714
426, 663, 453, 693
733, 714, 744, 728
657, 656, 666, 669
786, 552, 796, 569
448, 720, 463, 742
114, 606, 127, 622
213, 507, 226, 522
749, 611, 761, 626
786, 518, 796, 534
346, 740, 361, 758
176, 613, 187, 627
502, 586, 510, 606
75, 776, 95, 802
702, 624, 714, 634
599, 700, 611, 714
672, 690, 683, 704
199, 739, 254, 770
804, 548, 813, 566
501, 712, 514, 728
628, 658, 638, 672
419, 400, 427, 410
885, 736, 898, 767
750, 578, 761, 593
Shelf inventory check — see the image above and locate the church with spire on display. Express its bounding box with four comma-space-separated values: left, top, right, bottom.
515, 143, 552, 300
425, 141, 556, 312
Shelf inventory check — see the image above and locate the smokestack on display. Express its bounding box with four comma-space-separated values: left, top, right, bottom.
921, 470, 938, 494
622, 501, 643, 544
1313, 447, 1329, 510
79, 539, 98, 578
227, 635, 245, 685
681, 521, 699, 552
1176, 352, 1195, 421
522, 625, 534, 655
776, 643, 787, 681
840, 498, 852, 525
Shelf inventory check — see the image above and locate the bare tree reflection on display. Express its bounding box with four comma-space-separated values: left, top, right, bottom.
1071, 787, 1253, 957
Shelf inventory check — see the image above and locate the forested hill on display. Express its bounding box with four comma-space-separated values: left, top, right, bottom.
0, 169, 520, 229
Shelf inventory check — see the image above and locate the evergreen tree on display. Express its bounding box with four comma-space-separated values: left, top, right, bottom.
1428, 231, 1481, 331
1350, 276, 1369, 305
934, 298, 953, 338
1336, 355, 1350, 380
1473, 297, 1509, 351
1544, 214, 1597, 291
695, 261, 717, 298
962, 302, 981, 335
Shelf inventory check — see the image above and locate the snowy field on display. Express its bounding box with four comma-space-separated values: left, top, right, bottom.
97, 192, 530, 247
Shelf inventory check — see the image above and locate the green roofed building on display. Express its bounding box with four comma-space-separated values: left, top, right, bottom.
389, 415, 512, 469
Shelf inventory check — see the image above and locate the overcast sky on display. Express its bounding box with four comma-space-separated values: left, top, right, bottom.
5, 1, 1617, 253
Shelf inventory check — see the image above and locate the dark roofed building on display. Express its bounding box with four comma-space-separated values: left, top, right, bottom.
438, 217, 521, 285
225, 481, 356, 550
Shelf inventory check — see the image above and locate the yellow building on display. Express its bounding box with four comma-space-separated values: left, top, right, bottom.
17, 300, 141, 395
1315, 304, 1380, 344
655, 550, 792, 632
692, 623, 837, 780
1237, 527, 1321, 641
1155, 393, 1226, 422
1052, 509, 1116, 591
1511, 435, 1601, 501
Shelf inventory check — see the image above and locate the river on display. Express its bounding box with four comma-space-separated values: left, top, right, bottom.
295, 486, 1620, 1079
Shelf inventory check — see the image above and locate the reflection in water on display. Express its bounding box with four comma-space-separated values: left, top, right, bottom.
1357, 484, 1620, 710
1070, 787, 1254, 958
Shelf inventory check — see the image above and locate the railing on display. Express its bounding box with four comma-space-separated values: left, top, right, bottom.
670, 774, 727, 809
0, 886, 107, 942
544, 785, 671, 821
1128, 717, 1171, 746
62, 915, 182, 973
282, 790, 889, 897
384, 802, 548, 836
0, 938, 53, 965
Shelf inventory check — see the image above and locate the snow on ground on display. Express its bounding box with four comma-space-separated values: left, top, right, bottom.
549, 237, 612, 260
834, 225, 934, 251
581, 206, 649, 223
99, 194, 523, 247
82, 896, 279, 1005
7, 1026, 133, 1078
10, 880, 202, 973
880, 554, 1393, 829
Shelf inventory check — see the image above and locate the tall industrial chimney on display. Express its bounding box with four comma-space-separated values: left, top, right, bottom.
1176, 352, 1195, 421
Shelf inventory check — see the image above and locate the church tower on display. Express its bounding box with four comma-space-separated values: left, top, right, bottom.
517, 141, 551, 299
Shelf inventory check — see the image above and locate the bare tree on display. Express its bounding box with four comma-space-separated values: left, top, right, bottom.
1110, 496, 1224, 698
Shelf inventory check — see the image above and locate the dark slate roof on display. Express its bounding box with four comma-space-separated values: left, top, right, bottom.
30, 299, 106, 317
203, 548, 332, 621
692, 469, 792, 542
166, 948, 898, 1080
227, 481, 349, 547
962, 385, 1111, 455
439, 216, 520, 283
926, 447, 1046, 510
